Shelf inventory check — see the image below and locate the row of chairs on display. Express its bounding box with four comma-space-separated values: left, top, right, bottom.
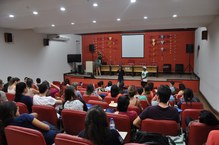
4, 125, 145, 145
14, 102, 218, 145
5, 123, 219, 145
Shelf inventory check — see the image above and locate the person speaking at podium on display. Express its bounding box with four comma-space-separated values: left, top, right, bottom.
141, 66, 148, 87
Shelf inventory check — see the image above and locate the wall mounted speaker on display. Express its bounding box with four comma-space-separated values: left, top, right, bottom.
89, 44, 95, 52
43, 39, 49, 46
4, 33, 13, 43
186, 44, 194, 53
202, 30, 208, 40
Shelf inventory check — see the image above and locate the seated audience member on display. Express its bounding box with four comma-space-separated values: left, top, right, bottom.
84, 84, 102, 100
42, 81, 60, 98
78, 105, 123, 145
33, 83, 62, 106
186, 110, 219, 127
136, 87, 146, 100
118, 82, 127, 94
176, 83, 186, 98
64, 78, 70, 86
147, 82, 155, 97
151, 95, 159, 106
2, 76, 12, 93
0, 79, 8, 102
128, 85, 143, 111
105, 81, 112, 92
110, 85, 120, 98
72, 82, 82, 99
169, 81, 176, 94
133, 85, 179, 128
14, 82, 33, 113
96, 81, 105, 92
115, 95, 138, 123
0, 101, 60, 145
8, 77, 20, 94
36, 78, 41, 88
185, 110, 219, 142
177, 88, 200, 108
24, 77, 29, 83
26, 78, 39, 97
64, 86, 84, 111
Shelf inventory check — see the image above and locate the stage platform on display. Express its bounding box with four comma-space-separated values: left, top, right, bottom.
64, 73, 200, 92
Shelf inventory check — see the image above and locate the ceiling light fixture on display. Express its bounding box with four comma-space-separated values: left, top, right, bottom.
130, 0, 136, 3
92, 20, 96, 23
9, 14, 14, 18
144, 16, 148, 19
60, 7, 66, 11
172, 14, 178, 18
33, 11, 38, 15
71, 22, 75, 25
51, 24, 55, 27
117, 18, 121, 21
93, 3, 98, 7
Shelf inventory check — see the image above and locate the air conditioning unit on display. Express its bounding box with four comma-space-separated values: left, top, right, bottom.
48, 34, 70, 41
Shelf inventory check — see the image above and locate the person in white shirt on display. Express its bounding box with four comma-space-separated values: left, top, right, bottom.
33, 82, 62, 106
105, 81, 112, 92
64, 86, 84, 111
141, 66, 148, 87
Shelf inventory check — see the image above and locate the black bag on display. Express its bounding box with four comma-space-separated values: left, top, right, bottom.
134, 131, 175, 145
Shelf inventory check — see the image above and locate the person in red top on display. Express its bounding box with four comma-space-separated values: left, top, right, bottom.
115, 95, 137, 123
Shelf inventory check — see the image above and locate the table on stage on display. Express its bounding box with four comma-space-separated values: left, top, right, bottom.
100, 65, 158, 77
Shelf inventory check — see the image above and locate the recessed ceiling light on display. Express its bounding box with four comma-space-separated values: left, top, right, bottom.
172, 14, 178, 18
71, 22, 75, 25
9, 14, 14, 18
51, 24, 55, 27
117, 18, 121, 21
93, 3, 98, 7
92, 20, 96, 23
130, 0, 136, 3
144, 16, 148, 19
60, 7, 66, 11
33, 11, 38, 15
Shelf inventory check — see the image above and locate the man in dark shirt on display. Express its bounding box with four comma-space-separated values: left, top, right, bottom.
133, 85, 179, 128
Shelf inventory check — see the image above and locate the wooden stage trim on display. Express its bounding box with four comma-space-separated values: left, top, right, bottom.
101, 65, 158, 76
64, 74, 200, 93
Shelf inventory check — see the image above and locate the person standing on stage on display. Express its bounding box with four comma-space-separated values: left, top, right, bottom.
117, 66, 125, 85
95, 51, 102, 76
141, 66, 148, 87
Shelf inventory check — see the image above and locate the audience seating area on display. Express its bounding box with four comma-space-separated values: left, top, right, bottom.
2, 79, 219, 145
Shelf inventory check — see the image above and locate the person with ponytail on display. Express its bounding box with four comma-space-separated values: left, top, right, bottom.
14, 82, 33, 113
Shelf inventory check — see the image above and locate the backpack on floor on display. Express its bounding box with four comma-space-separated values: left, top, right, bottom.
134, 131, 176, 145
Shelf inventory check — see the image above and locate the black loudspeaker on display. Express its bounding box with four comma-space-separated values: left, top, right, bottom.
89, 44, 95, 52
202, 31, 208, 40
4, 33, 13, 42
43, 39, 49, 46
186, 44, 194, 53
175, 64, 184, 74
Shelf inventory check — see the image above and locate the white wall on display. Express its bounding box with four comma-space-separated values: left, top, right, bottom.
0, 28, 81, 82
194, 16, 219, 111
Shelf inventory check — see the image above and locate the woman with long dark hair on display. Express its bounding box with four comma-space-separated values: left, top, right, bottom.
64, 86, 86, 111
15, 82, 33, 113
0, 101, 59, 145
78, 106, 123, 145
